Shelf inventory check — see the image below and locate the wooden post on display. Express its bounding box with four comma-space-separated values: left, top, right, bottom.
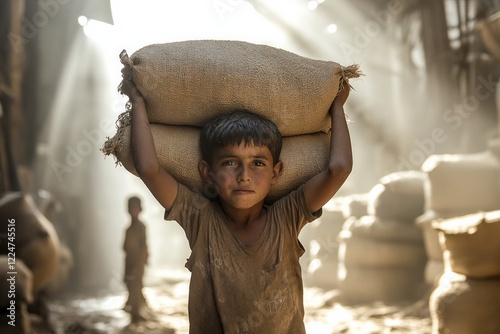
0, 0, 25, 192
421, 0, 456, 105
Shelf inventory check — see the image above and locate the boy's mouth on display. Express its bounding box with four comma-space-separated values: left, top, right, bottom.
233, 189, 254, 194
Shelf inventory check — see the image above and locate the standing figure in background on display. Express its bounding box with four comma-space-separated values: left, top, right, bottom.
123, 196, 150, 322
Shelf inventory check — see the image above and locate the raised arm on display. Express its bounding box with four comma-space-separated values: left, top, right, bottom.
303, 83, 353, 213
127, 82, 179, 211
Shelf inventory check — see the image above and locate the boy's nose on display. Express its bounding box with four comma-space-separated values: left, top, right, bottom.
237, 166, 250, 182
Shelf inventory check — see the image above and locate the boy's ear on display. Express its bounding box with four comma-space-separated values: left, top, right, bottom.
199, 160, 214, 184
271, 161, 283, 185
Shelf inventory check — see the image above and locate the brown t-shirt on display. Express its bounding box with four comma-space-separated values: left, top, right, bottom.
165, 184, 321, 334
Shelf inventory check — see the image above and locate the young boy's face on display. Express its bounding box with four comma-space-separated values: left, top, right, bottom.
201, 142, 282, 210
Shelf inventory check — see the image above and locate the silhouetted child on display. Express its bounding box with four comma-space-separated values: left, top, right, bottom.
124, 79, 352, 333
123, 196, 150, 322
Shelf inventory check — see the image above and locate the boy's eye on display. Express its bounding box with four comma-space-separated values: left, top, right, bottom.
222, 160, 237, 166
253, 160, 265, 167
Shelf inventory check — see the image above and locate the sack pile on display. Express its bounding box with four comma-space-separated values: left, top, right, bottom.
337, 171, 427, 304
421, 152, 500, 215
341, 193, 369, 219
102, 40, 362, 202
303, 192, 369, 290
429, 211, 500, 334
367, 171, 425, 222
303, 207, 346, 290
415, 210, 451, 286
416, 150, 500, 285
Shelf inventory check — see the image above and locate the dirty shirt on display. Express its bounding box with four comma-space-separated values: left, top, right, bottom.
165, 184, 321, 334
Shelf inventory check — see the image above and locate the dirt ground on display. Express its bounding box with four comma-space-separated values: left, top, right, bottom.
30, 270, 432, 334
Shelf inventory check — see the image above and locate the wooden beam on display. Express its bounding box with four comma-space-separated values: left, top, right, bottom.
0, 0, 25, 192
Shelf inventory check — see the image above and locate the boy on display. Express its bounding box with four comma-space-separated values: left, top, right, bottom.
126, 79, 352, 333
123, 196, 150, 322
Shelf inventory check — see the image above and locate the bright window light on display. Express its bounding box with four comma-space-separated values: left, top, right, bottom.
308, 1, 318, 11
327, 23, 338, 34
78, 15, 88, 27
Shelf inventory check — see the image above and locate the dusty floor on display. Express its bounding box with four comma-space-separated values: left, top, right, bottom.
30, 270, 432, 334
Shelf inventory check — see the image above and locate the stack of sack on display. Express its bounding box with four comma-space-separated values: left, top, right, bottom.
303, 192, 368, 290
304, 206, 346, 290
416, 150, 500, 286
102, 40, 362, 203
337, 171, 427, 304
340, 193, 369, 219
429, 210, 500, 334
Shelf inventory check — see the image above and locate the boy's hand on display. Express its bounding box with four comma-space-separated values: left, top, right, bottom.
121, 79, 144, 104
333, 82, 350, 107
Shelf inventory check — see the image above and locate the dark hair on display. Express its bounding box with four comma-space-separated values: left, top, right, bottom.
200, 110, 282, 165
127, 196, 141, 208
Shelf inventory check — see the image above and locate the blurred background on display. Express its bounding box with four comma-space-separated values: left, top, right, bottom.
1, 0, 500, 332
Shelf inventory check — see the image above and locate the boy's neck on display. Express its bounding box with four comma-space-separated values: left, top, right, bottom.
220, 200, 266, 227
221, 202, 268, 246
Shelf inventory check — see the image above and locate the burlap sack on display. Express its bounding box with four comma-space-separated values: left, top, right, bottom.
367, 171, 425, 222
338, 263, 425, 304
337, 215, 426, 288
425, 259, 445, 286
307, 207, 345, 260
421, 151, 500, 214
305, 258, 338, 290
0, 193, 60, 293
107, 124, 330, 203
340, 215, 424, 243
433, 210, 500, 278
416, 210, 449, 261
118, 40, 362, 137
341, 193, 369, 219
338, 234, 426, 269
430, 271, 500, 334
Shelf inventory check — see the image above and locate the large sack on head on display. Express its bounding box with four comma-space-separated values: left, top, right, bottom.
430, 271, 500, 334
367, 171, 425, 222
118, 40, 362, 137
433, 210, 500, 279
108, 124, 330, 203
421, 152, 500, 214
